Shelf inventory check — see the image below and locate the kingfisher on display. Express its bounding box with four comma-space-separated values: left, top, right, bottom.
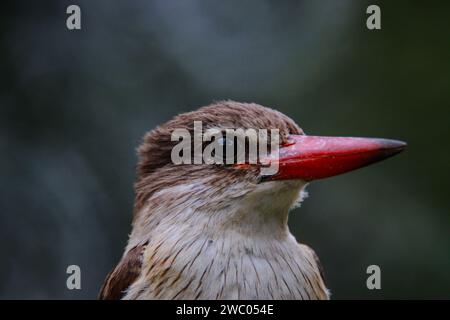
99, 101, 405, 300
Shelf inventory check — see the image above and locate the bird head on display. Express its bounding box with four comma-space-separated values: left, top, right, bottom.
131, 101, 406, 239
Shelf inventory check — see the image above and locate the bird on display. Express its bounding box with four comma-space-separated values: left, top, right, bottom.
99, 101, 406, 300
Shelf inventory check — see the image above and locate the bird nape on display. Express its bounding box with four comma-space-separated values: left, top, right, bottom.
99, 101, 406, 300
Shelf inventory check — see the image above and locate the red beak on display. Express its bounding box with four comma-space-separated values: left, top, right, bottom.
267, 135, 406, 181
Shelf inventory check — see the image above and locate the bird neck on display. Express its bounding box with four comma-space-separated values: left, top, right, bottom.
127, 180, 306, 248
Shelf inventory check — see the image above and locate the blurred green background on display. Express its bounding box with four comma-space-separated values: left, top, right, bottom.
0, 0, 449, 299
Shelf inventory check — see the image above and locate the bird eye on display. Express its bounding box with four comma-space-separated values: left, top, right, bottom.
217, 137, 234, 147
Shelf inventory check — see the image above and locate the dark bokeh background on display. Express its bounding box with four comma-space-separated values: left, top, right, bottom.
1, 0, 449, 299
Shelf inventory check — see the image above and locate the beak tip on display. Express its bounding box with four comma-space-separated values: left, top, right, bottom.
377, 138, 407, 156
